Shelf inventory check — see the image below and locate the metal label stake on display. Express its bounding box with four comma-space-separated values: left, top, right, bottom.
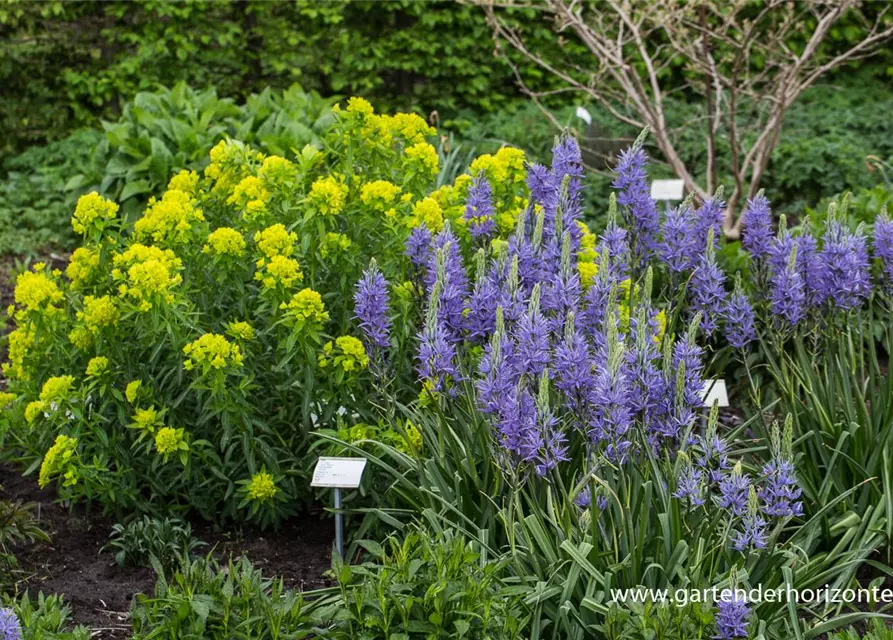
311, 456, 367, 559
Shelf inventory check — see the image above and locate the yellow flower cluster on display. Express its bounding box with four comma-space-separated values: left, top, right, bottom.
247, 471, 278, 502
280, 288, 329, 330
228, 175, 270, 220
3, 326, 35, 380
205, 140, 262, 194
254, 224, 297, 258
203, 227, 246, 257
168, 170, 199, 195
226, 320, 255, 341
40, 375, 75, 403
183, 333, 244, 371
408, 198, 444, 232
352, 104, 434, 147
255, 255, 304, 291
78, 295, 120, 333
360, 180, 402, 212
258, 156, 297, 189
39, 434, 77, 488
389, 113, 436, 145
155, 426, 186, 457
404, 142, 439, 175
85, 356, 109, 377
308, 176, 348, 216
66, 247, 100, 286
25, 400, 45, 424
469, 147, 526, 185
133, 406, 160, 431
125, 380, 143, 404
320, 232, 352, 258
135, 189, 205, 245
318, 336, 368, 373
112, 244, 183, 311
0, 392, 16, 408
12, 269, 64, 318
72, 192, 118, 236
345, 96, 374, 117
577, 220, 599, 287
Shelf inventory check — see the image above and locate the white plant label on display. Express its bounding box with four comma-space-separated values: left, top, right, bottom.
650, 179, 685, 201
701, 379, 729, 408
575, 106, 593, 126
311, 457, 367, 489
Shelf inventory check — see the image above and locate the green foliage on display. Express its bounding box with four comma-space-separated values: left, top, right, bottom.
0, 130, 99, 255
0, 496, 51, 592
830, 619, 893, 640
102, 516, 206, 574
594, 602, 715, 640
0, 0, 563, 155
130, 555, 324, 639
328, 527, 527, 639
750, 303, 893, 550
0, 83, 335, 256
76, 83, 336, 207
1, 592, 90, 640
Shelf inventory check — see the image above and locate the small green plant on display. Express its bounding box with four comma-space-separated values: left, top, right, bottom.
102, 516, 205, 574
130, 555, 325, 639
0, 495, 51, 592
594, 602, 715, 640
2, 592, 90, 640
329, 526, 527, 639
829, 619, 893, 640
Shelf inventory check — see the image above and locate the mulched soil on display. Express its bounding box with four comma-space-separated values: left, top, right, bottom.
1, 463, 334, 638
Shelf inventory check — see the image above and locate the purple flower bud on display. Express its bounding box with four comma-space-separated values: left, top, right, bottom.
741, 193, 773, 263
724, 290, 756, 348
815, 222, 871, 310
405, 224, 432, 268
0, 609, 22, 640
464, 175, 496, 239
717, 470, 750, 517
613, 145, 659, 261
713, 591, 750, 639
354, 262, 391, 351
874, 214, 893, 289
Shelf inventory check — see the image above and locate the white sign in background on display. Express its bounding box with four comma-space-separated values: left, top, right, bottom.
650, 179, 685, 201
311, 457, 367, 489
700, 379, 729, 408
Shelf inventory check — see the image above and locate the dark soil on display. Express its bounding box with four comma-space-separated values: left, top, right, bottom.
1, 463, 334, 638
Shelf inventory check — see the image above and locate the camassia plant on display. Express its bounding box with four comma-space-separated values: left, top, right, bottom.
329, 137, 884, 639
0, 97, 532, 527
723, 194, 893, 552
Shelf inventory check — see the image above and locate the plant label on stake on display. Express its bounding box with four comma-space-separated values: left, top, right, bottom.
650, 179, 684, 212
700, 379, 729, 408
311, 457, 367, 559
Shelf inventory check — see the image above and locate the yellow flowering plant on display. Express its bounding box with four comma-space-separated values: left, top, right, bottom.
0, 97, 537, 529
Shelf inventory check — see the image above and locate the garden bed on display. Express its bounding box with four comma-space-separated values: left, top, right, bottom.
1, 463, 333, 637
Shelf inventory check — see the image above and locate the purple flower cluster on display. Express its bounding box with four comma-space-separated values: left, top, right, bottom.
813, 221, 871, 310
464, 175, 496, 240
714, 592, 750, 639
613, 145, 659, 263
689, 236, 727, 335
354, 261, 391, 351
724, 289, 756, 348
0, 609, 21, 640
874, 214, 893, 289
741, 193, 773, 263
